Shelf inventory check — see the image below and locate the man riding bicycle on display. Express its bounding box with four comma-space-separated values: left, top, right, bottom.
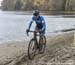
26, 10, 46, 55
26, 10, 46, 36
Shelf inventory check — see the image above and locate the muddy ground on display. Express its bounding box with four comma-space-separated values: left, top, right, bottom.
17, 32, 75, 65
0, 32, 75, 65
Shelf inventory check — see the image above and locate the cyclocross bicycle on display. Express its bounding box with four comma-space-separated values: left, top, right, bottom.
26, 30, 46, 59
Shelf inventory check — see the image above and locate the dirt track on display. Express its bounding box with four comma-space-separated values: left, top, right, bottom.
16, 32, 75, 65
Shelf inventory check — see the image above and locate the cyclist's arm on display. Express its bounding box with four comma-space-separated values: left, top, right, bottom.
42, 18, 46, 31
28, 21, 33, 30
28, 18, 34, 30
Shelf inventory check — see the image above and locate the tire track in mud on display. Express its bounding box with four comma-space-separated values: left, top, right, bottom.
17, 41, 75, 65
16, 33, 75, 65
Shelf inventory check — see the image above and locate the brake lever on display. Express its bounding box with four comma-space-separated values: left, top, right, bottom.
27, 32, 29, 36
26, 31, 29, 36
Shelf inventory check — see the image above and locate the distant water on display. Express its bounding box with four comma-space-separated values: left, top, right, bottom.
0, 11, 75, 43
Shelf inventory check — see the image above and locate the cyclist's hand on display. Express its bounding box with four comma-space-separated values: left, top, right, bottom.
26, 29, 29, 36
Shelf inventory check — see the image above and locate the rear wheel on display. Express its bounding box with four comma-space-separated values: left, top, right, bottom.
39, 36, 46, 54
28, 38, 37, 59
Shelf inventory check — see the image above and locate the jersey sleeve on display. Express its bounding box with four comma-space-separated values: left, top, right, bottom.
28, 17, 34, 29
41, 17, 46, 31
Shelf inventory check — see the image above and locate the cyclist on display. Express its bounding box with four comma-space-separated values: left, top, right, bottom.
26, 10, 46, 36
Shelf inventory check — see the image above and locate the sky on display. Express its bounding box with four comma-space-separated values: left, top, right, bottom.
0, 0, 3, 6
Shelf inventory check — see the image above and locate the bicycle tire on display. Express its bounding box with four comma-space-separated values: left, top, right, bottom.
28, 38, 37, 59
39, 36, 46, 54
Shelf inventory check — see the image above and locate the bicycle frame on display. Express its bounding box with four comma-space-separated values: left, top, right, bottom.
27, 30, 46, 59
34, 31, 40, 48
28, 31, 41, 48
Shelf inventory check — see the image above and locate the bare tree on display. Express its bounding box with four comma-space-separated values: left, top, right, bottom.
62, 0, 66, 11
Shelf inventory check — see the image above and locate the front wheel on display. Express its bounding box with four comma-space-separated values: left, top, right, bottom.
28, 38, 37, 59
39, 36, 46, 54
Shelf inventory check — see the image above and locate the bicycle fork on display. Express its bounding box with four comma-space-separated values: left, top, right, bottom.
34, 33, 39, 49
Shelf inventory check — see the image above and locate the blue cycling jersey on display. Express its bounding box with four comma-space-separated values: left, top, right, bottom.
28, 16, 46, 31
